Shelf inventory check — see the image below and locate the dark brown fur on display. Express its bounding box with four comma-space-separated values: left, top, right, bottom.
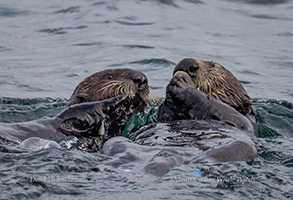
174, 58, 256, 121
67, 68, 150, 112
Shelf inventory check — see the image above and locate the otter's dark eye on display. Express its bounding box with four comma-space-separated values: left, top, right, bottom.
107, 74, 113, 79
188, 66, 198, 74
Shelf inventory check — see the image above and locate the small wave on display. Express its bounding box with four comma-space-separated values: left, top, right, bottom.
73, 42, 104, 47
0, 97, 67, 122
0, 7, 27, 17
0, 97, 66, 106
115, 20, 154, 26
156, 0, 203, 6
245, 0, 289, 5
239, 70, 262, 76
108, 58, 175, 69
122, 45, 154, 49
53, 6, 81, 14
239, 80, 252, 85
39, 26, 87, 35
250, 14, 292, 21
0, 45, 12, 52
92, 2, 107, 6
254, 99, 293, 110
224, 0, 289, 5
254, 99, 293, 138
276, 32, 293, 37
129, 58, 176, 67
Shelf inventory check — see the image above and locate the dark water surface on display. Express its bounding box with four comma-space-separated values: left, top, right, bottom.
0, 0, 292, 199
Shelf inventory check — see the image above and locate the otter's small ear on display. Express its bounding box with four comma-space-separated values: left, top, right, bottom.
210, 61, 216, 67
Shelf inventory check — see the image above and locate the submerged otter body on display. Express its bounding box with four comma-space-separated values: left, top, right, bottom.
102, 59, 258, 177
0, 68, 149, 151
103, 119, 257, 177
144, 70, 257, 162
0, 95, 128, 148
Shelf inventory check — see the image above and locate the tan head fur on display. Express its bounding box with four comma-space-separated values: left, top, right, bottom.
174, 58, 256, 120
67, 68, 150, 112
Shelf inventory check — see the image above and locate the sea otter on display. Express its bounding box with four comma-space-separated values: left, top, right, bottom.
172, 58, 257, 123
0, 68, 149, 151
157, 71, 254, 133
101, 60, 257, 177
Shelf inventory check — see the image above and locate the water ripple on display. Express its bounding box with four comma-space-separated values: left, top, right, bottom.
0, 45, 12, 52
250, 14, 292, 21
53, 6, 81, 14
276, 32, 293, 37
108, 58, 175, 68
254, 99, 293, 138
0, 7, 27, 17
39, 26, 88, 35
239, 70, 262, 76
0, 97, 67, 122
122, 45, 154, 49
245, 0, 289, 4
225, 0, 289, 4
129, 58, 175, 67
115, 20, 154, 26
73, 42, 104, 47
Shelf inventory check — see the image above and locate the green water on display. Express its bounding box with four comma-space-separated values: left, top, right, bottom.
0, 97, 292, 199
0, 0, 293, 199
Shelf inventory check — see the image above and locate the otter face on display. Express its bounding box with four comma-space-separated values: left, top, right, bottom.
173, 58, 239, 98
173, 58, 256, 119
67, 68, 150, 112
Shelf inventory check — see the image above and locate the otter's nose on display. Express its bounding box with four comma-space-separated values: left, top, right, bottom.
173, 58, 199, 77
132, 73, 148, 89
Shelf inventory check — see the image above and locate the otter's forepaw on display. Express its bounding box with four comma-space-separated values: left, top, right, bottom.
173, 71, 194, 88
168, 71, 194, 95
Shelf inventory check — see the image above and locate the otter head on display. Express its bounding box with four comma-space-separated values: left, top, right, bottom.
67, 68, 150, 112
173, 58, 256, 121
158, 70, 254, 132
61, 69, 149, 150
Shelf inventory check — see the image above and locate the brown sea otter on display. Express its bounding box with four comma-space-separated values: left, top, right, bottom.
102, 60, 257, 177
172, 58, 257, 123
157, 70, 254, 133
0, 68, 149, 151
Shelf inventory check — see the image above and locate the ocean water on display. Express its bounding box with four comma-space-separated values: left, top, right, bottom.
0, 0, 292, 199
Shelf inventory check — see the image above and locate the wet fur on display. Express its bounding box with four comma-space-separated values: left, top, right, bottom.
68, 68, 149, 112
0, 69, 150, 151
174, 58, 256, 121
